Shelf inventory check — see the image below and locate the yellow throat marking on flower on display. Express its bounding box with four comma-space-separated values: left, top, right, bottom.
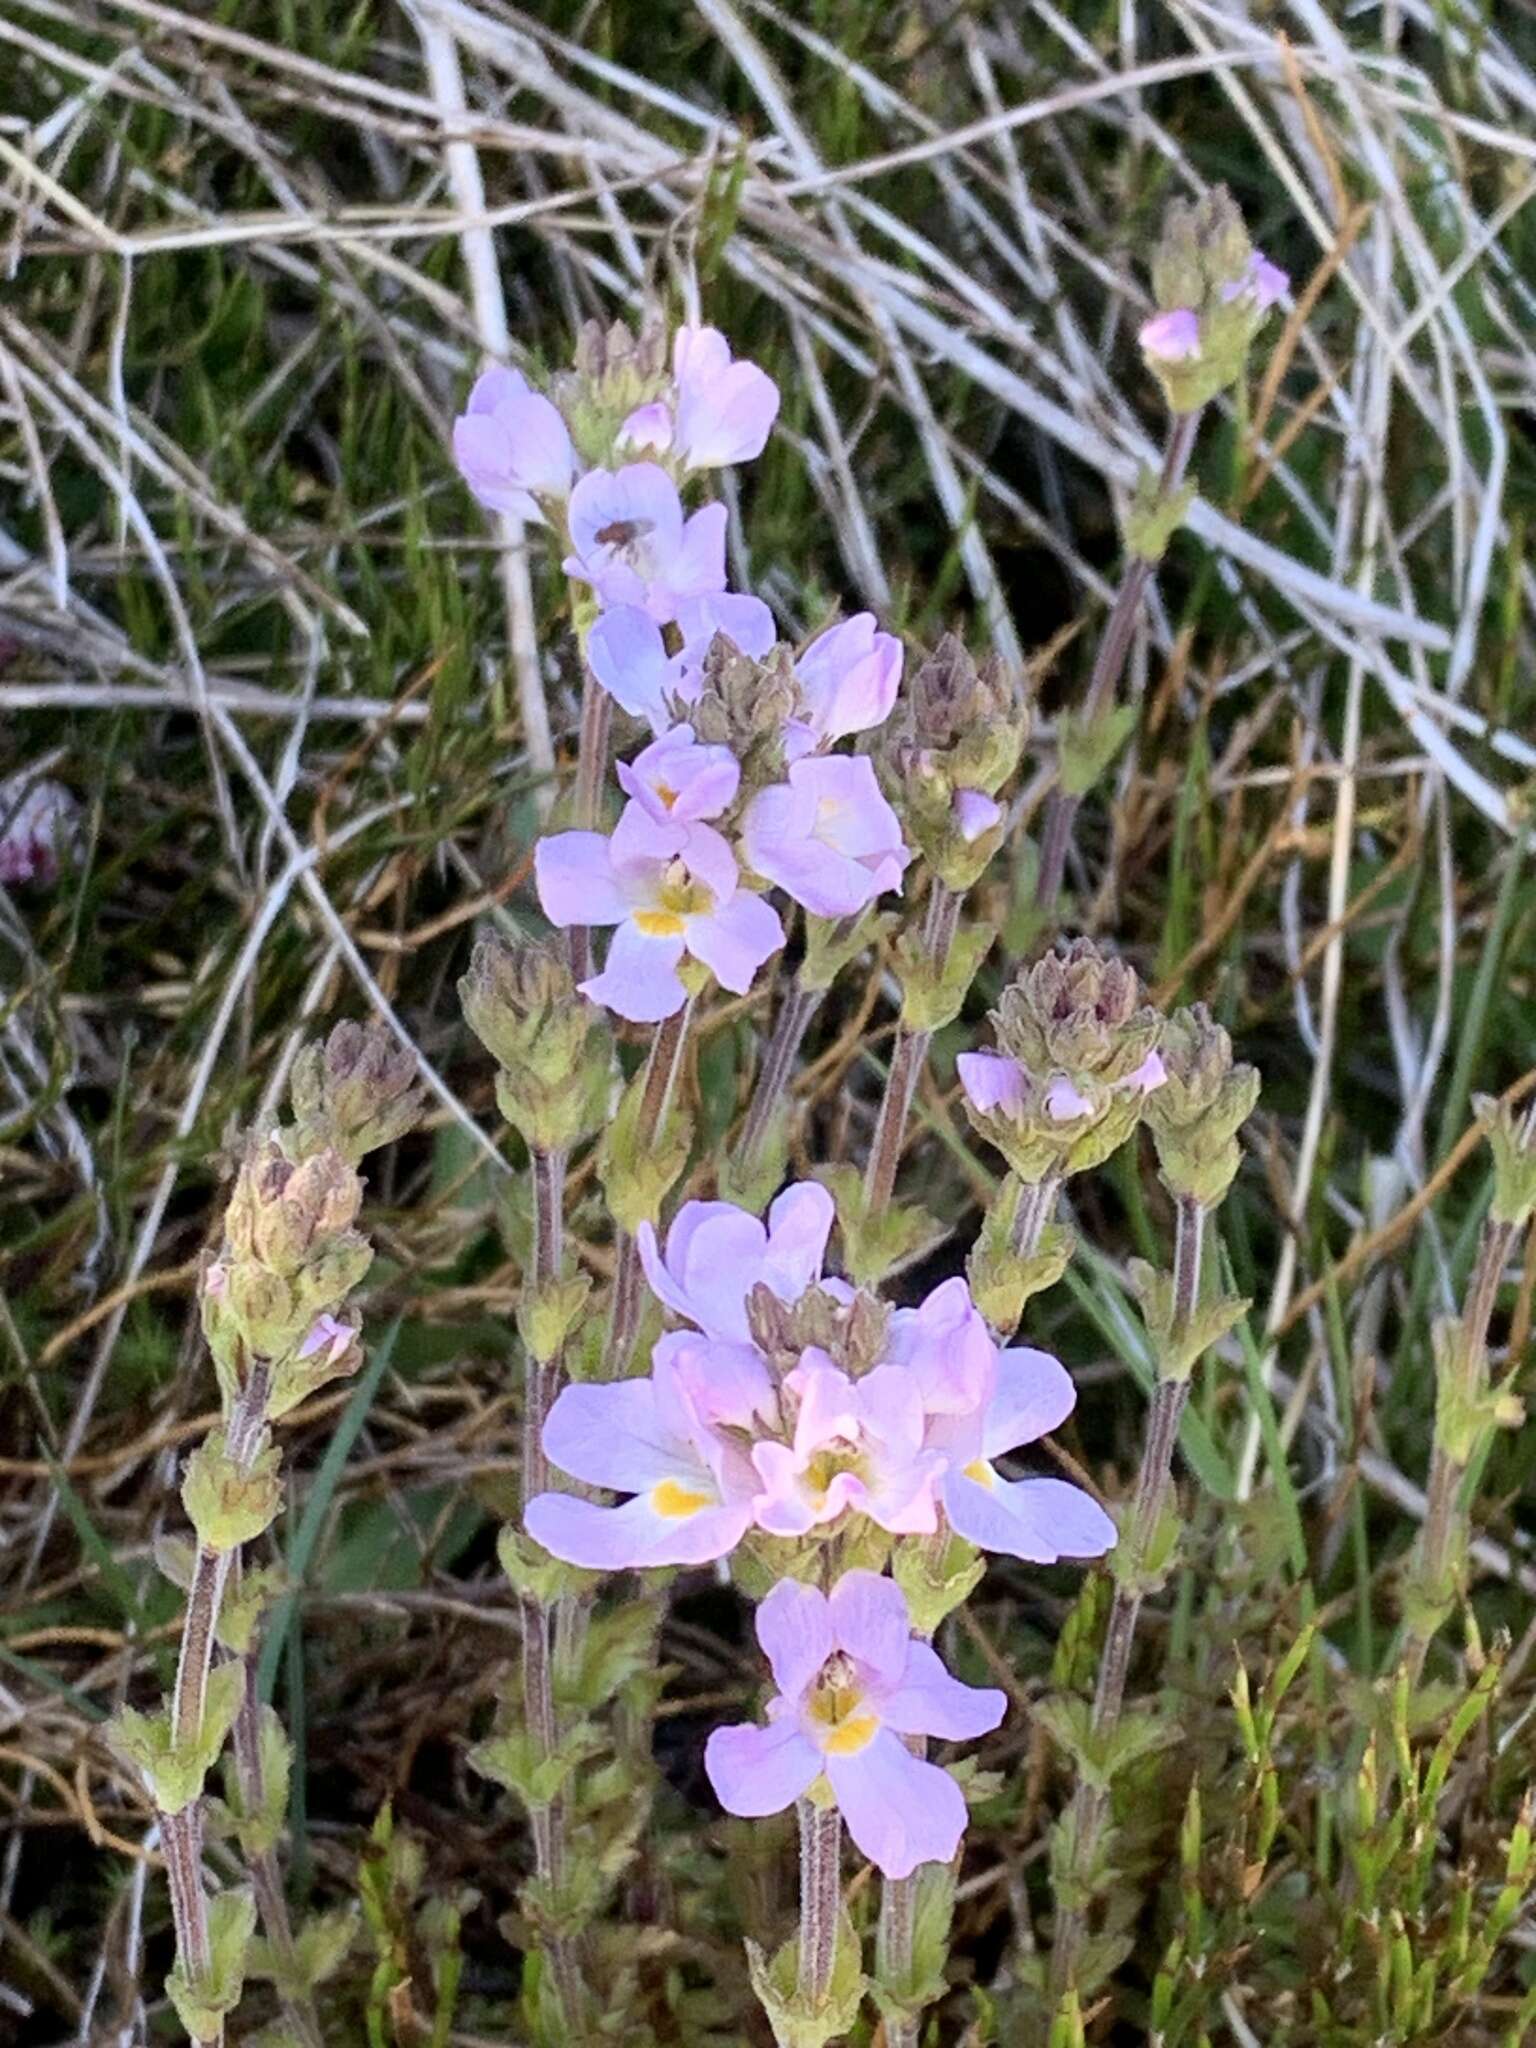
963, 1458, 996, 1489
651, 1477, 713, 1518
809, 1666, 879, 1756
803, 1445, 865, 1510
634, 909, 686, 938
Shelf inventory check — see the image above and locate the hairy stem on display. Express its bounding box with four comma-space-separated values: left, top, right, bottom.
864, 883, 961, 1219
230, 1631, 324, 2048
605, 999, 693, 1378
1405, 1209, 1518, 1682
567, 668, 613, 985
1035, 407, 1202, 913
162, 1361, 271, 2030
796, 1799, 843, 2009
738, 978, 825, 1170
522, 1140, 586, 2032
1051, 1195, 1204, 2002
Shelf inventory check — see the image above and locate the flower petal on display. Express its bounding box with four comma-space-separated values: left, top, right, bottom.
686, 891, 784, 995
534, 831, 628, 929
525, 1489, 748, 1569
587, 606, 674, 725
942, 1470, 1116, 1562
705, 1718, 821, 1818
879, 1641, 1007, 1741
828, 1569, 912, 1686
541, 1379, 689, 1493
982, 1347, 1077, 1459
755, 1577, 834, 1700
827, 1732, 968, 1878
580, 919, 688, 1023
761, 1182, 836, 1302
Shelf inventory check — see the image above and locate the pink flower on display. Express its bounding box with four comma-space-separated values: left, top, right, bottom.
1222, 251, 1288, 310
0, 778, 77, 887
298, 1313, 355, 1367
671, 325, 780, 470
203, 1260, 229, 1301
586, 592, 774, 730
535, 801, 784, 1023
616, 726, 740, 825
564, 463, 726, 622
638, 1181, 835, 1344
953, 790, 1002, 844
923, 1343, 1117, 1564
526, 1336, 764, 1569
882, 1276, 998, 1417
616, 399, 674, 455
1138, 308, 1202, 363
786, 614, 903, 751
451, 367, 575, 522
956, 1048, 1166, 1125
742, 756, 910, 919
750, 1355, 943, 1538
704, 1572, 1005, 1878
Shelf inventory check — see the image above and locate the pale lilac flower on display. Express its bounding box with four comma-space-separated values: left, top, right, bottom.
299, 1313, 355, 1367
883, 1276, 998, 1418
564, 463, 726, 622
638, 1181, 835, 1343
526, 1337, 763, 1569
786, 614, 903, 751
954, 790, 1002, 843
451, 367, 575, 522
536, 801, 783, 1023
956, 1048, 1166, 1125
924, 1344, 1117, 1563
0, 778, 77, 887
616, 399, 674, 455
750, 1355, 943, 1538
704, 1572, 1005, 1878
616, 726, 740, 825
742, 756, 910, 919
586, 592, 774, 730
1222, 252, 1289, 310
203, 1260, 229, 1301
1138, 308, 1202, 363
671, 325, 780, 470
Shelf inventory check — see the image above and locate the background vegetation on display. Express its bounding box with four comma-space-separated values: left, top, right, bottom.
4, 1, 1536, 2041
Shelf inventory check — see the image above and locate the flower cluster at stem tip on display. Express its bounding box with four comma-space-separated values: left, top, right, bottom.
452, 320, 912, 1024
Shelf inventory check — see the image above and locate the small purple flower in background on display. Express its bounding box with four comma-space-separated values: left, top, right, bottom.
751, 1355, 943, 1537
451, 366, 575, 522
615, 398, 674, 455
638, 1181, 835, 1343
0, 778, 78, 887
536, 802, 784, 1023
922, 1343, 1117, 1563
883, 1275, 998, 1417
203, 1260, 229, 1301
564, 463, 726, 622
1138, 308, 1202, 363
669, 325, 781, 470
299, 1313, 355, 1368
953, 789, 1003, 844
957, 1046, 1165, 1126
743, 755, 910, 919
586, 592, 775, 730
616, 726, 740, 825
786, 613, 903, 753
526, 1339, 764, 1568
1222, 251, 1289, 310
705, 1572, 1005, 1879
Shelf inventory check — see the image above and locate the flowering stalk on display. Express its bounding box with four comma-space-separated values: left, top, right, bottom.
108, 1023, 420, 2045
1048, 1007, 1256, 2003
604, 994, 694, 1377
1035, 189, 1287, 915
797, 1799, 843, 2009
1403, 1098, 1536, 1682
460, 939, 608, 2035
863, 879, 961, 1220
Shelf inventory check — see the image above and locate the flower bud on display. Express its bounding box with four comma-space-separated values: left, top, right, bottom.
557, 318, 671, 466
1475, 1094, 1536, 1229
881, 636, 1027, 889
994, 939, 1162, 1094
1142, 1004, 1259, 1207
1141, 185, 1287, 413
459, 937, 609, 1153
289, 1020, 422, 1166
689, 637, 800, 793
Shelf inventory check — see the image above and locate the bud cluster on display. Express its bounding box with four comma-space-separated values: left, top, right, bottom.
882, 635, 1027, 891
459, 936, 610, 1155
1143, 1003, 1260, 1207
1139, 185, 1287, 413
